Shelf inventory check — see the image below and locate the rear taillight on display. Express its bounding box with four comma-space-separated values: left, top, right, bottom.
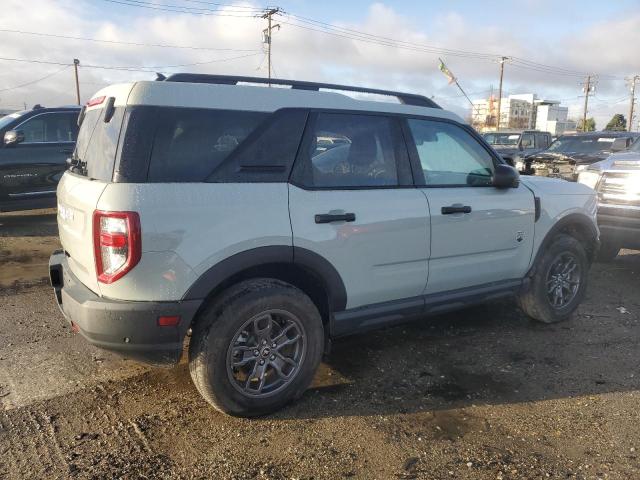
93, 210, 141, 284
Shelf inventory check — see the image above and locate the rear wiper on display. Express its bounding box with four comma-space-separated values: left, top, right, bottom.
66, 151, 87, 176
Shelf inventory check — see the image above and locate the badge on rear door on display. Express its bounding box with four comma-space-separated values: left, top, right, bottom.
516, 231, 524, 243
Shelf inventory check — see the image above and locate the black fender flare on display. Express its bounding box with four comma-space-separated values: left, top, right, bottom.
527, 212, 599, 277
182, 245, 347, 312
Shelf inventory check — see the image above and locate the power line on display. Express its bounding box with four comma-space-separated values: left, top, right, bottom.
0, 53, 263, 72
0, 28, 261, 52
0, 65, 70, 93
101, 0, 264, 16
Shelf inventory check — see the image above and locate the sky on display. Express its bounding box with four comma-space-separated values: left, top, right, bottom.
1, 0, 639, 129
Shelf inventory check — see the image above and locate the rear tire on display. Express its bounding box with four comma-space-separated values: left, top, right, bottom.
518, 234, 589, 324
189, 279, 324, 417
596, 241, 620, 262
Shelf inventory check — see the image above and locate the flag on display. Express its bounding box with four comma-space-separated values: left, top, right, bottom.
438, 58, 456, 85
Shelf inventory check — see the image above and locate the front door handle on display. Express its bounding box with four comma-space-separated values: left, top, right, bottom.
315, 212, 356, 224
441, 205, 472, 215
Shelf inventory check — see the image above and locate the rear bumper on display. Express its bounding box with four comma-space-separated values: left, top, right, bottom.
49, 250, 202, 366
598, 209, 640, 249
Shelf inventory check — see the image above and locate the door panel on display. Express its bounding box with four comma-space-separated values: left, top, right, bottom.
288, 111, 430, 310
0, 111, 77, 203
403, 117, 536, 295
423, 186, 534, 294
290, 186, 430, 308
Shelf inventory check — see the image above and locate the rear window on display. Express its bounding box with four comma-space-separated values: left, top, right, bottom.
74, 107, 125, 181
148, 108, 268, 182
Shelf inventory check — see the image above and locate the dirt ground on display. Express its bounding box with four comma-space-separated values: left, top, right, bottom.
1, 209, 639, 480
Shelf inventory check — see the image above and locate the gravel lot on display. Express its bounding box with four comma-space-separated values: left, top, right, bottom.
1, 209, 639, 479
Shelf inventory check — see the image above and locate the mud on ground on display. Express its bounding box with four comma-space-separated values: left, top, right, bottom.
0, 210, 639, 479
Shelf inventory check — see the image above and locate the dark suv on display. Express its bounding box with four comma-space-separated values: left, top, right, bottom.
483, 130, 552, 170
0, 105, 80, 212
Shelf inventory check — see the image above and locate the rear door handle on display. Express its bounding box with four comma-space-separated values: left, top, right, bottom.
315, 213, 356, 224
441, 205, 472, 215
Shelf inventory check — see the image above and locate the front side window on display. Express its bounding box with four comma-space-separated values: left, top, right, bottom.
18, 112, 78, 143
148, 108, 268, 182
407, 119, 494, 186
521, 133, 534, 148
295, 113, 407, 188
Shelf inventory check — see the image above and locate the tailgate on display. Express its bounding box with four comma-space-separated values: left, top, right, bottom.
57, 172, 108, 295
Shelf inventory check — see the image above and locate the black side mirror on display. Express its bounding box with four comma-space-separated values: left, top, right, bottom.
3, 130, 25, 147
493, 164, 520, 189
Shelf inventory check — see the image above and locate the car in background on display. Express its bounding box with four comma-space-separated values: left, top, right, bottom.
525, 132, 639, 181
483, 130, 552, 169
577, 142, 640, 260
0, 105, 80, 212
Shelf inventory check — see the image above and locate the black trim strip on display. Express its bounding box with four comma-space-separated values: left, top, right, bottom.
332, 279, 523, 337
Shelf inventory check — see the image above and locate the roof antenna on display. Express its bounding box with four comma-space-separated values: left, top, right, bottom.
155, 72, 166, 81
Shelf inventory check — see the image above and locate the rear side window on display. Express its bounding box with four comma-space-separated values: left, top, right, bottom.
407, 119, 494, 186
148, 108, 268, 182
293, 112, 411, 188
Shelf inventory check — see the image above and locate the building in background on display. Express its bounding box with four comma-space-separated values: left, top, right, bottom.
534, 100, 576, 135
471, 93, 575, 135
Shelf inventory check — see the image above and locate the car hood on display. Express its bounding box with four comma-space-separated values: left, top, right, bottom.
528, 151, 610, 165
585, 151, 640, 172
520, 175, 595, 195
492, 146, 520, 156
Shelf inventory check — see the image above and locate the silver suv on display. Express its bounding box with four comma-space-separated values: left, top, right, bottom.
49, 75, 599, 416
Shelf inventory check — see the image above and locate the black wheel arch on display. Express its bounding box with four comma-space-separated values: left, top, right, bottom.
182, 246, 347, 326
527, 213, 599, 277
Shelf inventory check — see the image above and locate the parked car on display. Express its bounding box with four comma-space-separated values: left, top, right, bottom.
0, 105, 80, 212
524, 132, 639, 181
577, 142, 640, 260
482, 130, 552, 169
49, 75, 598, 417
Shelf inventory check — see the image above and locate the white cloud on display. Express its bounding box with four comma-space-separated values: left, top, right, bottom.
0, 0, 638, 128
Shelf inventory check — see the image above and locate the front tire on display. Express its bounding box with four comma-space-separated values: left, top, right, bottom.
189, 279, 324, 417
518, 234, 589, 324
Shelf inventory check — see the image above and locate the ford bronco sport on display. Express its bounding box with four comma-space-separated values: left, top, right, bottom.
49, 74, 599, 416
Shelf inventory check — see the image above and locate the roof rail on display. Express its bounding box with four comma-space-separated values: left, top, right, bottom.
163, 73, 441, 109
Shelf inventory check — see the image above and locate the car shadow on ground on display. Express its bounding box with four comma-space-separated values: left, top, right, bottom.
267, 252, 640, 420
0, 210, 58, 237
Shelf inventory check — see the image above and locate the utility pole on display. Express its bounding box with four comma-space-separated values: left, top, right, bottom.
73, 59, 81, 105
496, 56, 508, 131
581, 75, 595, 132
627, 75, 639, 132
261, 7, 281, 84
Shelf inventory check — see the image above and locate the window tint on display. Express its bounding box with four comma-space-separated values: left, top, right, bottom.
407, 119, 494, 186
296, 113, 406, 188
74, 107, 125, 181
521, 133, 534, 148
148, 108, 268, 182
18, 112, 78, 143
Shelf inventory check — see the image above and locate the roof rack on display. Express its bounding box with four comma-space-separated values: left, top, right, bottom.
162, 73, 441, 109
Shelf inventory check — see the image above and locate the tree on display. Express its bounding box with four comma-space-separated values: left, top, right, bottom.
605, 114, 627, 131
578, 117, 596, 132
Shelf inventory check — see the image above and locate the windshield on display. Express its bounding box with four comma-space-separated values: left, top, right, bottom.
483, 132, 521, 146
0, 111, 27, 130
547, 136, 619, 154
